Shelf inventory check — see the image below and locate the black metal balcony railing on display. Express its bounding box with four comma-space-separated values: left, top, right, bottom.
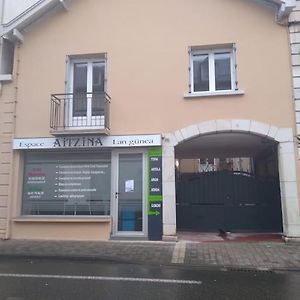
50, 92, 111, 132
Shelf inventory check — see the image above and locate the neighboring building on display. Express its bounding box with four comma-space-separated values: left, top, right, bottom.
290, 2, 300, 149
0, 0, 300, 241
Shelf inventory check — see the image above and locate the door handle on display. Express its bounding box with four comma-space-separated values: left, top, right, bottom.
115, 192, 120, 199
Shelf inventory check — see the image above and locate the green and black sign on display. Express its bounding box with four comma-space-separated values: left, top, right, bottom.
148, 147, 163, 240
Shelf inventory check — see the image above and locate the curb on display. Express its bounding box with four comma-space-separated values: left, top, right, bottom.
1, 253, 300, 273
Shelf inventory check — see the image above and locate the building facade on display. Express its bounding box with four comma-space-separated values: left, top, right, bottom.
0, 0, 300, 241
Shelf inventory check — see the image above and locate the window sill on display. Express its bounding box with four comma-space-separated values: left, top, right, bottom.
13, 216, 111, 223
0, 74, 13, 82
50, 127, 110, 136
184, 90, 244, 98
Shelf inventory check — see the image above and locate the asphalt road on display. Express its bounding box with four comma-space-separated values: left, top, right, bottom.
0, 257, 299, 300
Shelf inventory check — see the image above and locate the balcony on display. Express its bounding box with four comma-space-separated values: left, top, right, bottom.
50, 92, 110, 135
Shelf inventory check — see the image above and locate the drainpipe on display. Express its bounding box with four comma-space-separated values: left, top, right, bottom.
250, 0, 295, 25
0, 0, 5, 86
4, 42, 20, 240
275, 0, 296, 24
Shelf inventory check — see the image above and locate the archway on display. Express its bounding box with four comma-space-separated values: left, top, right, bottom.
162, 120, 300, 239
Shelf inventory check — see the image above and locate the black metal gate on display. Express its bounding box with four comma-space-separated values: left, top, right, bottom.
176, 171, 283, 232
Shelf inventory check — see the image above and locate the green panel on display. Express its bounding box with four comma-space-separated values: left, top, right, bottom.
148, 147, 162, 215
148, 147, 162, 157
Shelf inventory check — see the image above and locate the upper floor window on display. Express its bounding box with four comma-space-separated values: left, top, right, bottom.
50, 54, 111, 134
189, 44, 238, 95
64, 54, 108, 129
69, 57, 106, 117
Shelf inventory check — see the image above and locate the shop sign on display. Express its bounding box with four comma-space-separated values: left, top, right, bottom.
148, 148, 163, 205
13, 135, 161, 150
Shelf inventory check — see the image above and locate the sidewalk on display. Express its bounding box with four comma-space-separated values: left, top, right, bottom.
0, 239, 300, 271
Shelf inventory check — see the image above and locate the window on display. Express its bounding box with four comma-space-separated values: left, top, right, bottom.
22, 152, 111, 216
198, 158, 215, 172
189, 45, 238, 95
66, 55, 107, 128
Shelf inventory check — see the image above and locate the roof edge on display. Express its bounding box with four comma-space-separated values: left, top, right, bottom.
0, 0, 295, 39
251, 0, 296, 23
276, 0, 296, 22
1, 0, 70, 39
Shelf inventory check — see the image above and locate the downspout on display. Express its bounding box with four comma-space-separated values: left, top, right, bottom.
250, 0, 295, 25
0, 0, 5, 92
4, 41, 20, 240
275, 0, 296, 25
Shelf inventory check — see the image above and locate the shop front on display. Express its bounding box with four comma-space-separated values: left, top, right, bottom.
11, 135, 163, 241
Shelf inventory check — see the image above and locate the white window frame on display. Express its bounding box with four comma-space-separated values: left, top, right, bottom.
187, 45, 243, 98
111, 149, 148, 238
68, 58, 106, 93
65, 55, 107, 129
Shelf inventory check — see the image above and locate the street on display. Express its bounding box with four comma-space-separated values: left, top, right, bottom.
0, 257, 299, 300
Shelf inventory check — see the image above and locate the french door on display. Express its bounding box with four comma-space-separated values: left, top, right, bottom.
68, 59, 105, 128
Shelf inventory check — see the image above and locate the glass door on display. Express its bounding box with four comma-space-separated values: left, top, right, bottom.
114, 152, 146, 235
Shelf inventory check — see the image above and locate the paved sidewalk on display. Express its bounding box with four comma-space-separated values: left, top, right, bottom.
0, 239, 300, 271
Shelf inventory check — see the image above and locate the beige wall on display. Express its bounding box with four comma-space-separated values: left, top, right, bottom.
178, 159, 198, 173
11, 221, 111, 240
1, 0, 294, 138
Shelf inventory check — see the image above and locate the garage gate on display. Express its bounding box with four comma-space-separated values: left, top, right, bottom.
176, 170, 283, 232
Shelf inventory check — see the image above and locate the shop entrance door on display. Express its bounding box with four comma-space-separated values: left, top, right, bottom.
112, 151, 147, 237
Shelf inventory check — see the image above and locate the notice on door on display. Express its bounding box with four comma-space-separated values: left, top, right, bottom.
125, 179, 135, 192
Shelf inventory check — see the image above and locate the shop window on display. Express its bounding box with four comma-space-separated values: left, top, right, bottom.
22, 152, 111, 216
189, 44, 238, 94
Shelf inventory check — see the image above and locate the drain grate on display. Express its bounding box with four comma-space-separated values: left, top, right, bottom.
224, 267, 273, 273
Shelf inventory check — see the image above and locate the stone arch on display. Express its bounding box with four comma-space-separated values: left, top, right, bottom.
162, 119, 300, 240
172, 119, 293, 147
